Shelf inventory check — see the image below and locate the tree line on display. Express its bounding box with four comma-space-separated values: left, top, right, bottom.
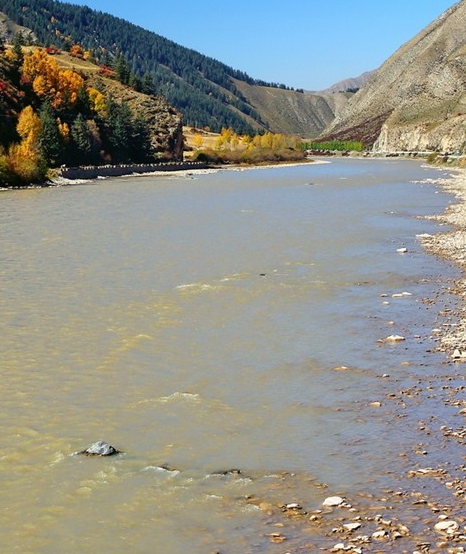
190, 127, 306, 164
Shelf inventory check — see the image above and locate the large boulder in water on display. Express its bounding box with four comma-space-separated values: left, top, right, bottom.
78, 440, 121, 456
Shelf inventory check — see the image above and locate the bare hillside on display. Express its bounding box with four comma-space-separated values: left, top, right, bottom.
324, 1, 466, 152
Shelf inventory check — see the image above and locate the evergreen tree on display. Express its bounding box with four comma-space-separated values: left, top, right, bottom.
103, 98, 132, 162
141, 73, 154, 95
75, 85, 91, 115
38, 102, 64, 166
129, 114, 153, 162
9, 32, 24, 84
70, 113, 92, 164
113, 52, 130, 85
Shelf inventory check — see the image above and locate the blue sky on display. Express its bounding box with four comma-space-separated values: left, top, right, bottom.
66, 0, 456, 90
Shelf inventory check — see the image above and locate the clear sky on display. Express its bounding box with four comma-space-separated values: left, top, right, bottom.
65, 0, 457, 90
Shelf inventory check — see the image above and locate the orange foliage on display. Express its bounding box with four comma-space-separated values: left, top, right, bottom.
22, 49, 85, 110
69, 44, 84, 58
58, 120, 70, 142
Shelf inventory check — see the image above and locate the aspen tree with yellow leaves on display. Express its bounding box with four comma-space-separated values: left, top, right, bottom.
192, 127, 305, 164
22, 49, 85, 110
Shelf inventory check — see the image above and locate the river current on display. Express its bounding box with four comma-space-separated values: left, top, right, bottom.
0, 158, 457, 552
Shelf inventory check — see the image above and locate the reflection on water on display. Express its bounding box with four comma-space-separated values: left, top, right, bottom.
0, 159, 456, 552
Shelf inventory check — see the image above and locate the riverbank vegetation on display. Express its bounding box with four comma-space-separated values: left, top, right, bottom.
187, 127, 307, 165
0, 40, 159, 187
303, 140, 365, 152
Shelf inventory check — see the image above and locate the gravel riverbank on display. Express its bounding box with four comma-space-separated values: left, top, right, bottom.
237, 167, 466, 553
423, 168, 466, 359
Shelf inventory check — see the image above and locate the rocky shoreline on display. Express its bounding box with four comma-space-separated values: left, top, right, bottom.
422, 169, 466, 359
229, 167, 466, 553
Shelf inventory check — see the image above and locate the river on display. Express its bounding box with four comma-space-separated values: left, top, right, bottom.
0, 158, 458, 552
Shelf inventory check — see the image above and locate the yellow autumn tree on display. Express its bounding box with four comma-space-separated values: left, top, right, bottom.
16, 106, 41, 150
23, 48, 55, 83
7, 105, 45, 182
22, 49, 85, 110
214, 127, 238, 150
193, 133, 204, 148
57, 119, 70, 143
87, 87, 107, 114
6, 142, 44, 182
56, 69, 85, 107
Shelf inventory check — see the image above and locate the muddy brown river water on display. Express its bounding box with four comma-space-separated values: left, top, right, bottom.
1, 159, 464, 553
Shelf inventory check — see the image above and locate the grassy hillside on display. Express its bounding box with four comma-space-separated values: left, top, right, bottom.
235, 80, 351, 137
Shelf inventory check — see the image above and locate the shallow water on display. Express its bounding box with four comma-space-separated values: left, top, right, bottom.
0, 158, 457, 552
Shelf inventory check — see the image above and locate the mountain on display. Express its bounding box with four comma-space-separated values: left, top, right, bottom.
233, 80, 351, 137
322, 1, 466, 152
0, 0, 353, 137
318, 71, 374, 95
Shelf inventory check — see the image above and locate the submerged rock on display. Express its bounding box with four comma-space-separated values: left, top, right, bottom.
78, 440, 121, 457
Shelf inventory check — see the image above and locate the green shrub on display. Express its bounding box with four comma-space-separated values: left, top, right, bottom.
305, 140, 365, 152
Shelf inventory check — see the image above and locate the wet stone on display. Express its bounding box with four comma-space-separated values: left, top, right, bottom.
434, 519, 459, 534
78, 440, 121, 456
323, 496, 345, 507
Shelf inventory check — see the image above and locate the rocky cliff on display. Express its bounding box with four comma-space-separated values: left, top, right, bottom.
323, 1, 466, 153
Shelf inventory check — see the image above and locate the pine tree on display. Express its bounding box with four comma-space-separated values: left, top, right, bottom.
141, 73, 154, 95
130, 115, 153, 162
38, 102, 64, 166
113, 52, 130, 85
70, 113, 92, 163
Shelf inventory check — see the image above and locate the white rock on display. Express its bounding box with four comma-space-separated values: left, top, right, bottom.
372, 530, 388, 539
434, 520, 459, 534
323, 496, 345, 507
385, 334, 406, 342
343, 522, 362, 531
396, 247, 408, 253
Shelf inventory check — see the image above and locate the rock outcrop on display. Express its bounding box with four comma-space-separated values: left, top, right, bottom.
86, 74, 184, 160
323, 1, 466, 153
